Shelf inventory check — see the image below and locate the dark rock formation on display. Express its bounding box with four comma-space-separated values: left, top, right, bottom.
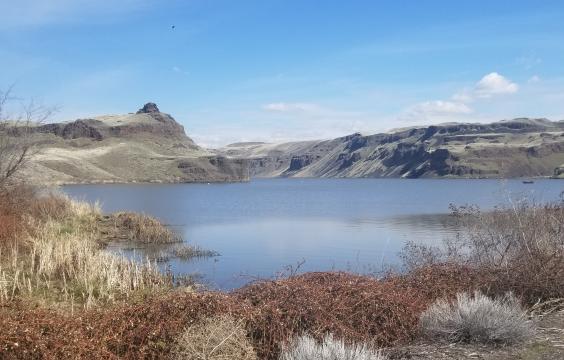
36, 120, 104, 141
137, 102, 160, 114
288, 155, 315, 172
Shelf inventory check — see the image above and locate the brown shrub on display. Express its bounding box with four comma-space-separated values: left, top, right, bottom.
0, 272, 432, 360
385, 263, 489, 304
401, 202, 564, 304
0, 292, 240, 359
234, 272, 426, 360
27, 193, 72, 221
0, 186, 34, 250
0, 214, 19, 245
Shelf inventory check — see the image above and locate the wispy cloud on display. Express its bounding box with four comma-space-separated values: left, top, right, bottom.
407, 100, 472, 116
0, 0, 151, 29
515, 54, 542, 69
172, 66, 190, 76
262, 102, 321, 113
528, 75, 541, 83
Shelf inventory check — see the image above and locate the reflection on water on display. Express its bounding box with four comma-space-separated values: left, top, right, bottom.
63, 178, 564, 290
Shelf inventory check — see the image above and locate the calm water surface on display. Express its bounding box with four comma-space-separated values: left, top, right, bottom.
63, 179, 564, 289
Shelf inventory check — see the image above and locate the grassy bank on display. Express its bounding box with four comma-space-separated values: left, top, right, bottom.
0, 188, 200, 307
0, 189, 563, 359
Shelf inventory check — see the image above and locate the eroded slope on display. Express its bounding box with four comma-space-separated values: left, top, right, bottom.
220, 118, 564, 179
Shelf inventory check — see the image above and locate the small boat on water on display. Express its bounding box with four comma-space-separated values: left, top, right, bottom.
522, 180, 534, 184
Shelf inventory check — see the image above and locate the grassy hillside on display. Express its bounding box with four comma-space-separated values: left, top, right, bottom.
9, 103, 249, 184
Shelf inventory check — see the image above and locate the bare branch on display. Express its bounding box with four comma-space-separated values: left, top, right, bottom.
0, 87, 57, 190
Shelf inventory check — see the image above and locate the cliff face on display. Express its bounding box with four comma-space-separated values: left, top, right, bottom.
17, 103, 249, 185
219, 118, 564, 179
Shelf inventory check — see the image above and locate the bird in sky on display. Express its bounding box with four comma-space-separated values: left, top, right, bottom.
171, 25, 175, 29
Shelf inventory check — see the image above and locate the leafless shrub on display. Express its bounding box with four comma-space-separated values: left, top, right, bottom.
173, 315, 257, 360
420, 291, 533, 344
0, 87, 55, 190
401, 200, 564, 303
280, 334, 387, 360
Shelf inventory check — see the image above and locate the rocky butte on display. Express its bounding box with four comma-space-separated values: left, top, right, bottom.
15, 103, 249, 184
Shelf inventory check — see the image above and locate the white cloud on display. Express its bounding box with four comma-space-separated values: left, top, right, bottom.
474, 72, 519, 98
452, 72, 519, 102
402, 72, 518, 123
262, 102, 321, 113
409, 101, 472, 116
400, 100, 472, 122
451, 91, 474, 103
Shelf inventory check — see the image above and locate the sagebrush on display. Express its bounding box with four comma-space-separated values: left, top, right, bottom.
420, 291, 533, 344
280, 334, 387, 360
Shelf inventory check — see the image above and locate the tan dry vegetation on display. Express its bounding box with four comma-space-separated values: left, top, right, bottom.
172, 316, 258, 360
0, 190, 174, 308
110, 212, 182, 244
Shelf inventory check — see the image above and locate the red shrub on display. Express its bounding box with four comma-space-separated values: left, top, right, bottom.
234, 272, 427, 359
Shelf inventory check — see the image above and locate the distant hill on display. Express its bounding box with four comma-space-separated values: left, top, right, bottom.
219, 118, 564, 179
14, 103, 249, 185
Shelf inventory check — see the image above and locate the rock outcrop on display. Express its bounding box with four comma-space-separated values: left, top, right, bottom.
137, 102, 160, 114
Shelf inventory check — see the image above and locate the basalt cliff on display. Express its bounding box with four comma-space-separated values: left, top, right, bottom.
219, 118, 564, 179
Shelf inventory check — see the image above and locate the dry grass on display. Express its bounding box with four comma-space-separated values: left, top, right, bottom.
0, 190, 172, 308
149, 244, 218, 263
420, 291, 533, 345
173, 316, 257, 360
280, 334, 387, 360
112, 212, 181, 244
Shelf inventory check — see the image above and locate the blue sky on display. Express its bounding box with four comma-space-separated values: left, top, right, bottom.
1, 0, 564, 147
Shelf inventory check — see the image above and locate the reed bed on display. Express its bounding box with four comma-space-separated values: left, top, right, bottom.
112, 212, 181, 244
0, 191, 172, 308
